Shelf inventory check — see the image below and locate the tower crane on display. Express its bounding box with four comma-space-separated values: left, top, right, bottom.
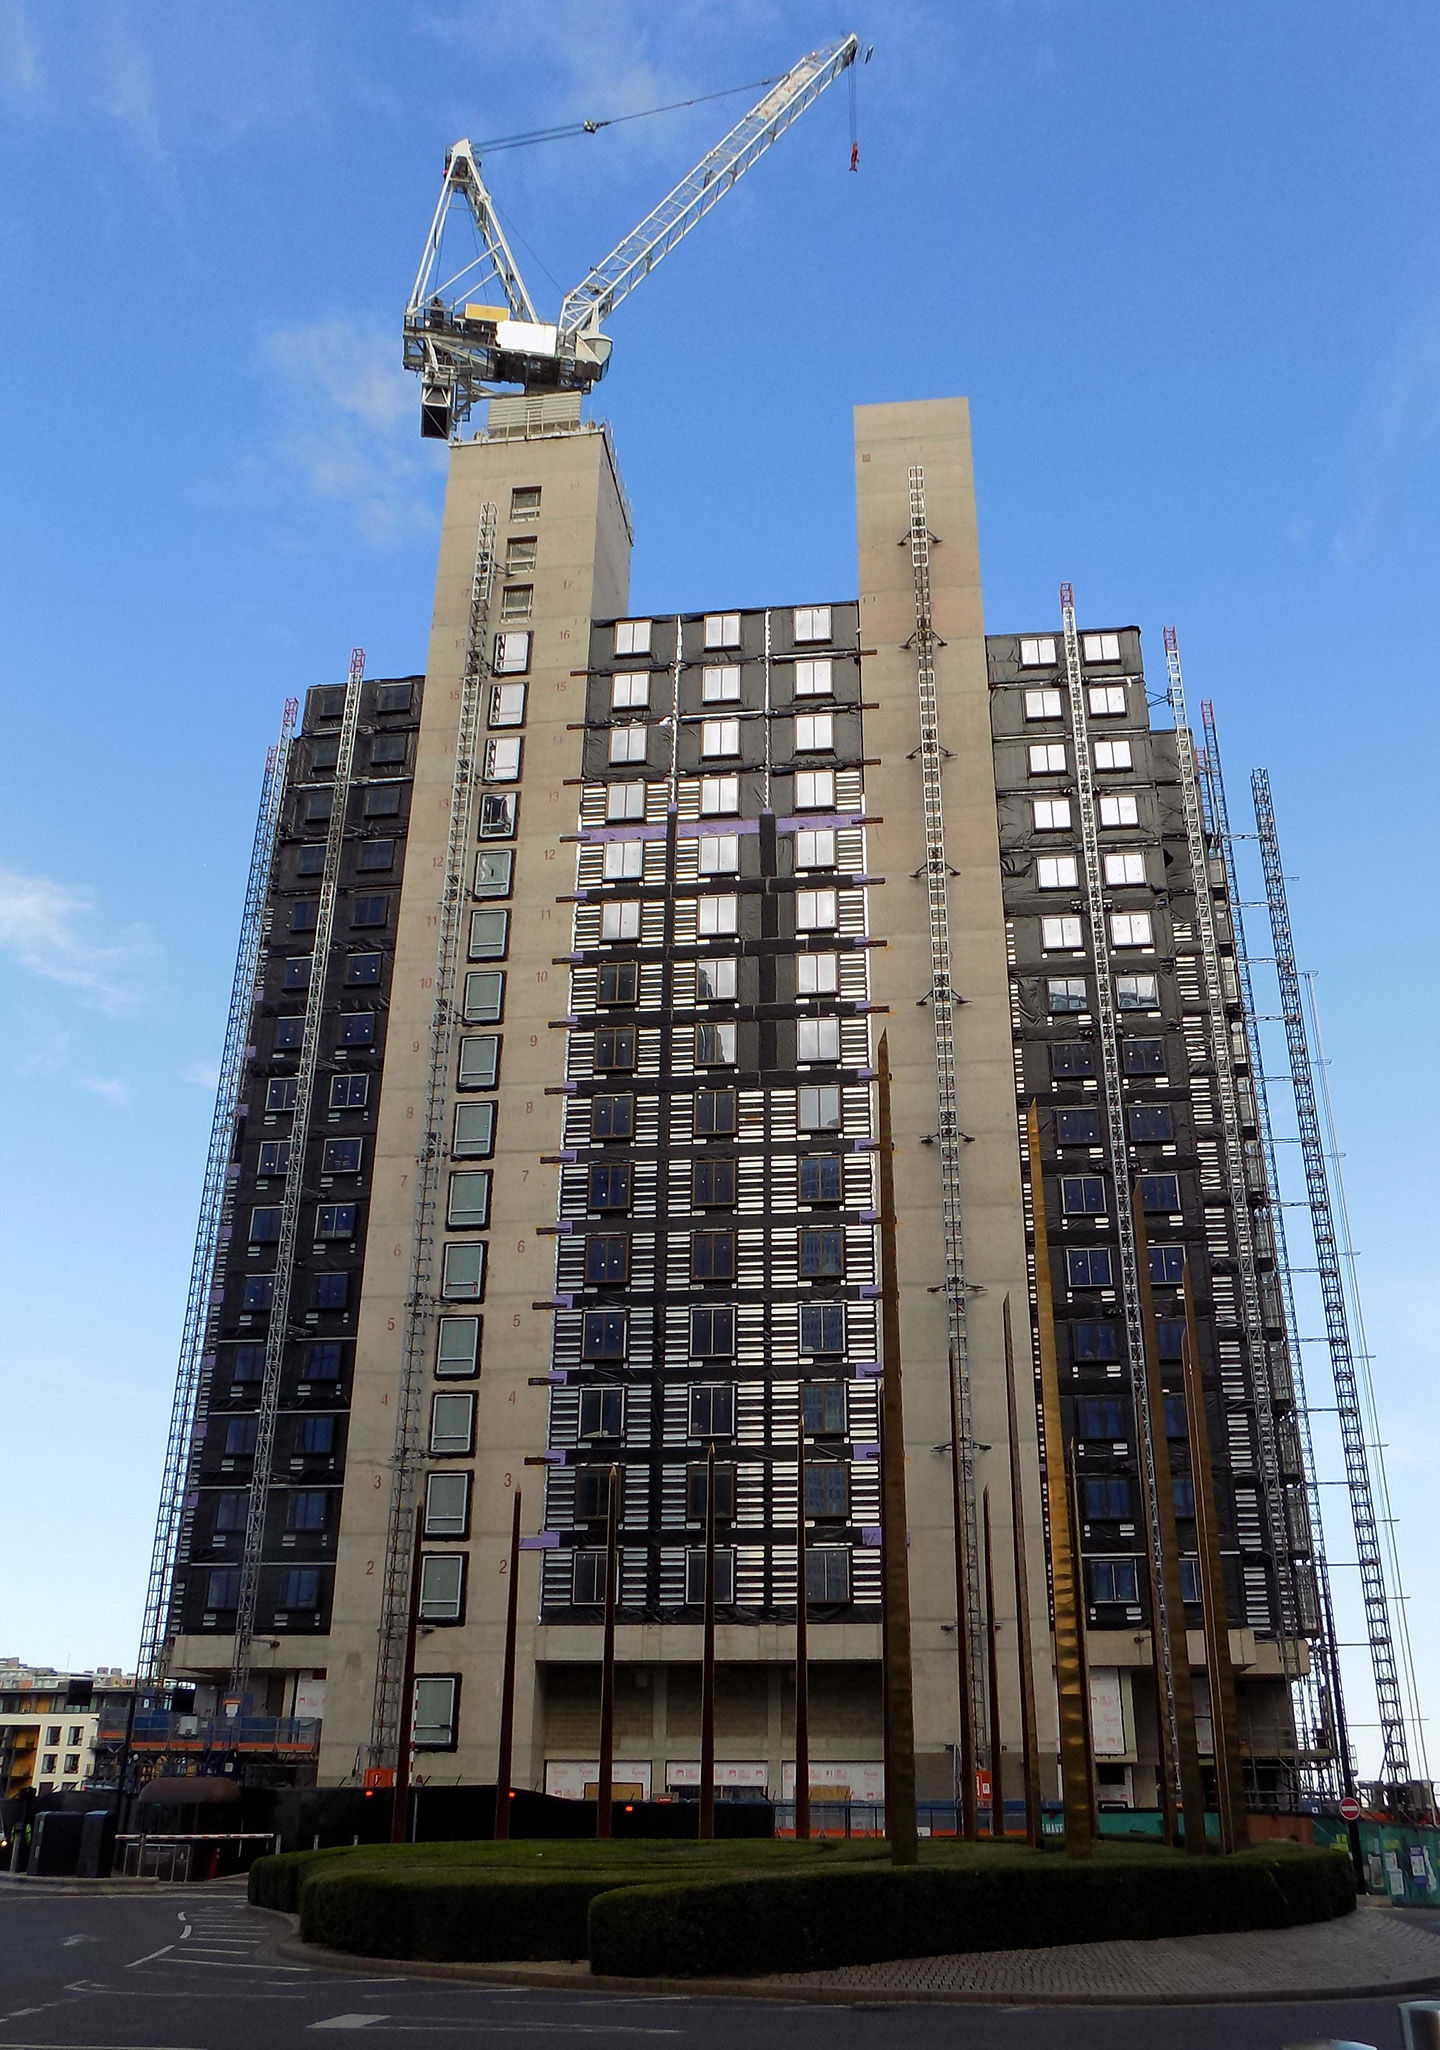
403, 34, 861, 439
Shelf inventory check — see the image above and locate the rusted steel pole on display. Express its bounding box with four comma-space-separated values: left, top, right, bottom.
699, 1444, 717, 1841
596, 1467, 619, 1840
795, 1417, 811, 1841
493, 1489, 522, 1840
390, 1507, 424, 1845
1003, 1297, 1042, 1848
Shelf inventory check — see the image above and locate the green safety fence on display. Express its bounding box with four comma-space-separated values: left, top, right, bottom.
1314, 1816, 1440, 1905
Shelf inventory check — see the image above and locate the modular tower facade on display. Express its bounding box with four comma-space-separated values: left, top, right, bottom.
156, 395, 1325, 1812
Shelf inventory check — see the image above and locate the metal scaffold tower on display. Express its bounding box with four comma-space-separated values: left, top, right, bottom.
1195, 696, 1343, 1795
137, 698, 298, 1685
903, 467, 982, 1747
231, 652, 367, 1696
370, 505, 499, 1770
1252, 765, 1423, 1786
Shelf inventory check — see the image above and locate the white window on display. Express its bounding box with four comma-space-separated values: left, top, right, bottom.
699, 776, 739, 816
698, 835, 740, 875
436, 1317, 480, 1378
794, 713, 833, 753
1117, 973, 1159, 1010
418, 1552, 465, 1622
615, 619, 651, 656
795, 658, 833, 697
1048, 976, 1088, 1013
793, 605, 832, 643
1082, 632, 1121, 663
606, 783, 645, 821
795, 829, 836, 869
500, 584, 532, 623
702, 665, 741, 702
1033, 798, 1071, 831
603, 840, 644, 879
696, 1021, 737, 1064
1020, 636, 1057, 667
1029, 743, 1067, 774
1099, 793, 1139, 827
414, 1674, 459, 1747
447, 1170, 491, 1230
796, 953, 839, 994
485, 737, 522, 782
797, 1016, 841, 1062
701, 719, 740, 757
1104, 851, 1147, 886
601, 901, 641, 940
1024, 687, 1063, 719
704, 613, 741, 649
457, 1035, 499, 1087
609, 726, 647, 765
1093, 738, 1133, 771
1088, 684, 1127, 715
493, 631, 531, 675
1110, 911, 1154, 946
490, 682, 527, 727
1042, 914, 1084, 949
611, 672, 649, 710
696, 957, 737, 1000
799, 1085, 843, 1130
1037, 854, 1079, 889
429, 1391, 474, 1455
697, 894, 738, 935
796, 889, 837, 931
794, 770, 835, 811
441, 1240, 486, 1301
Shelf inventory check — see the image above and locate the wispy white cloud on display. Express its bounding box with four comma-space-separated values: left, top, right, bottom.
1334, 249, 1440, 564
77, 1073, 134, 1107
0, 867, 149, 1010
183, 1059, 221, 1091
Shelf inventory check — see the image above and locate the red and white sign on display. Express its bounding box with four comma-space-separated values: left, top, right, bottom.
1339, 1796, 1362, 1822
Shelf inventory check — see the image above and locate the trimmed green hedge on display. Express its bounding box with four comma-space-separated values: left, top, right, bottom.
586, 1848, 1356, 1979
299, 1868, 620, 1963
250, 1847, 374, 1914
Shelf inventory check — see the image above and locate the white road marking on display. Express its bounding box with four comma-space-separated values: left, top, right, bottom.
125, 1946, 176, 1967
60, 1938, 98, 1949
310, 2018, 387, 2031
310, 2027, 684, 2039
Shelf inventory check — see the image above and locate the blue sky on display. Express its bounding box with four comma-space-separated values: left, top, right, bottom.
0, 0, 1435, 1778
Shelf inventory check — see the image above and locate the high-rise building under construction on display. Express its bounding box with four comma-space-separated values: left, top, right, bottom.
142, 391, 1354, 1815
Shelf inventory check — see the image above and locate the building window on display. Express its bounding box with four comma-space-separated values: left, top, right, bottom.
1037, 854, 1079, 890
1139, 1173, 1181, 1213
690, 1302, 735, 1353
1088, 1558, 1139, 1604
493, 633, 531, 676
1104, 852, 1146, 887
331, 1073, 368, 1109
606, 783, 645, 821
490, 682, 527, 727
462, 911, 509, 965
695, 958, 736, 1002
614, 619, 650, 656
339, 1012, 375, 1047
803, 1381, 847, 1434
414, 1675, 459, 1750
1072, 1322, 1121, 1362
452, 1100, 496, 1158
249, 1206, 281, 1243
266, 1079, 299, 1113
1078, 1397, 1125, 1438
225, 1411, 258, 1453
571, 1551, 609, 1605
1116, 974, 1159, 1011
365, 785, 402, 819
794, 712, 834, 753
1122, 1038, 1166, 1075
574, 1468, 618, 1521
259, 1135, 292, 1170
1098, 793, 1139, 826
344, 953, 382, 986
1033, 798, 1071, 830
1040, 915, 1084, 950
1050, 1041, 1095, 1077
799, 1153, 843, 1202
424, 1471, 470, 1538
436, 1316, 481, 1378
290, 899, 318, 934
693, 1157, 736, 1206
592, 1094, 634, 1141
796, 953, 838, 995
1150, 1243, 1186, 1284
793, 605, 831, 643
593, 1026, 637, 1071
214, 1491, 248, 1531
287, 1490, 329, 1531
479, 792, 518, 838
473, 850, 514, 901
1129, 1103, 1172, 1141
1082, 632, 1121, 663
1179, 1556, 1202, 1602
796, 1017, 840, 1063
799, 1227, 844, 1276
485, 738, 523, 782
1093, 738, 1133, 771
1088, 685, 1126, 716
1067, 1248, 1114, 1287
1157, 1319, 1186, 1359
579, 1385, 625, 1436
702, 665, 741, 702
697, 894, 738, 935
611, 672, 649, 709
510, 485, 541, 520
500, 584, 533, 623
689, 1383, 735, 1438
429, 1392, 474, 1455
701, 718, 740, 758
587, 1162, 631, 1210
598, 960, 638, 1005
1019, 637, 1057, 667
231, 1345, 264, 1382
695, 1021, 737, 1065
1164, 1395, 1189, 1438
297, 844, 326, 875
506, 535, 537, 571
700, 776, 740, 817
609, 726, 647, 765
585, 1234, 629, 1285
581, 1311, 628, 1362
685, 1548, 737, 1605
205, 1569, 241, 1609
1056, 1107, 1101, 1143
1024, 687, 1063, 718
703, 613, 740, 649
795, 889, 837, 931
241, 1276, 274, 1311
695, 1088, 737, 1135
798, 1086, 842, 1131
691, 1232, 735, 1284
1048, 976, 1087, 1013
1028, 743, 1067, 774
600, 905, 641, 948
795, 658, 833, 697
304, 790, 333, 825
371, 735, 407, 768
800, 1302, 846, 1355
685, 1462, 737, 1522
359, 843, 394, 880
1109, 911, 1153, 947
315, 1204, 356, 1239
441, 1241, 486, 1301
697, 834, 740, 875
806, 1548, 851, 1601
1172, 1476, 1196, 1520
1060, 1176, 1106, 1214
304, 1342, 342, 1381
602, 841, 644, 882
282, 956, 312, 991
794, 771, 836, 811
795, 830, 836, 871
418, 1554, 466, 1624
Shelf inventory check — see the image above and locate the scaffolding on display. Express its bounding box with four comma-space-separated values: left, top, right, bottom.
370, 506, 499, 1770
231, 652, 367, 1695
137, 699, 298, 1685
1251, 766, 1423, 1787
